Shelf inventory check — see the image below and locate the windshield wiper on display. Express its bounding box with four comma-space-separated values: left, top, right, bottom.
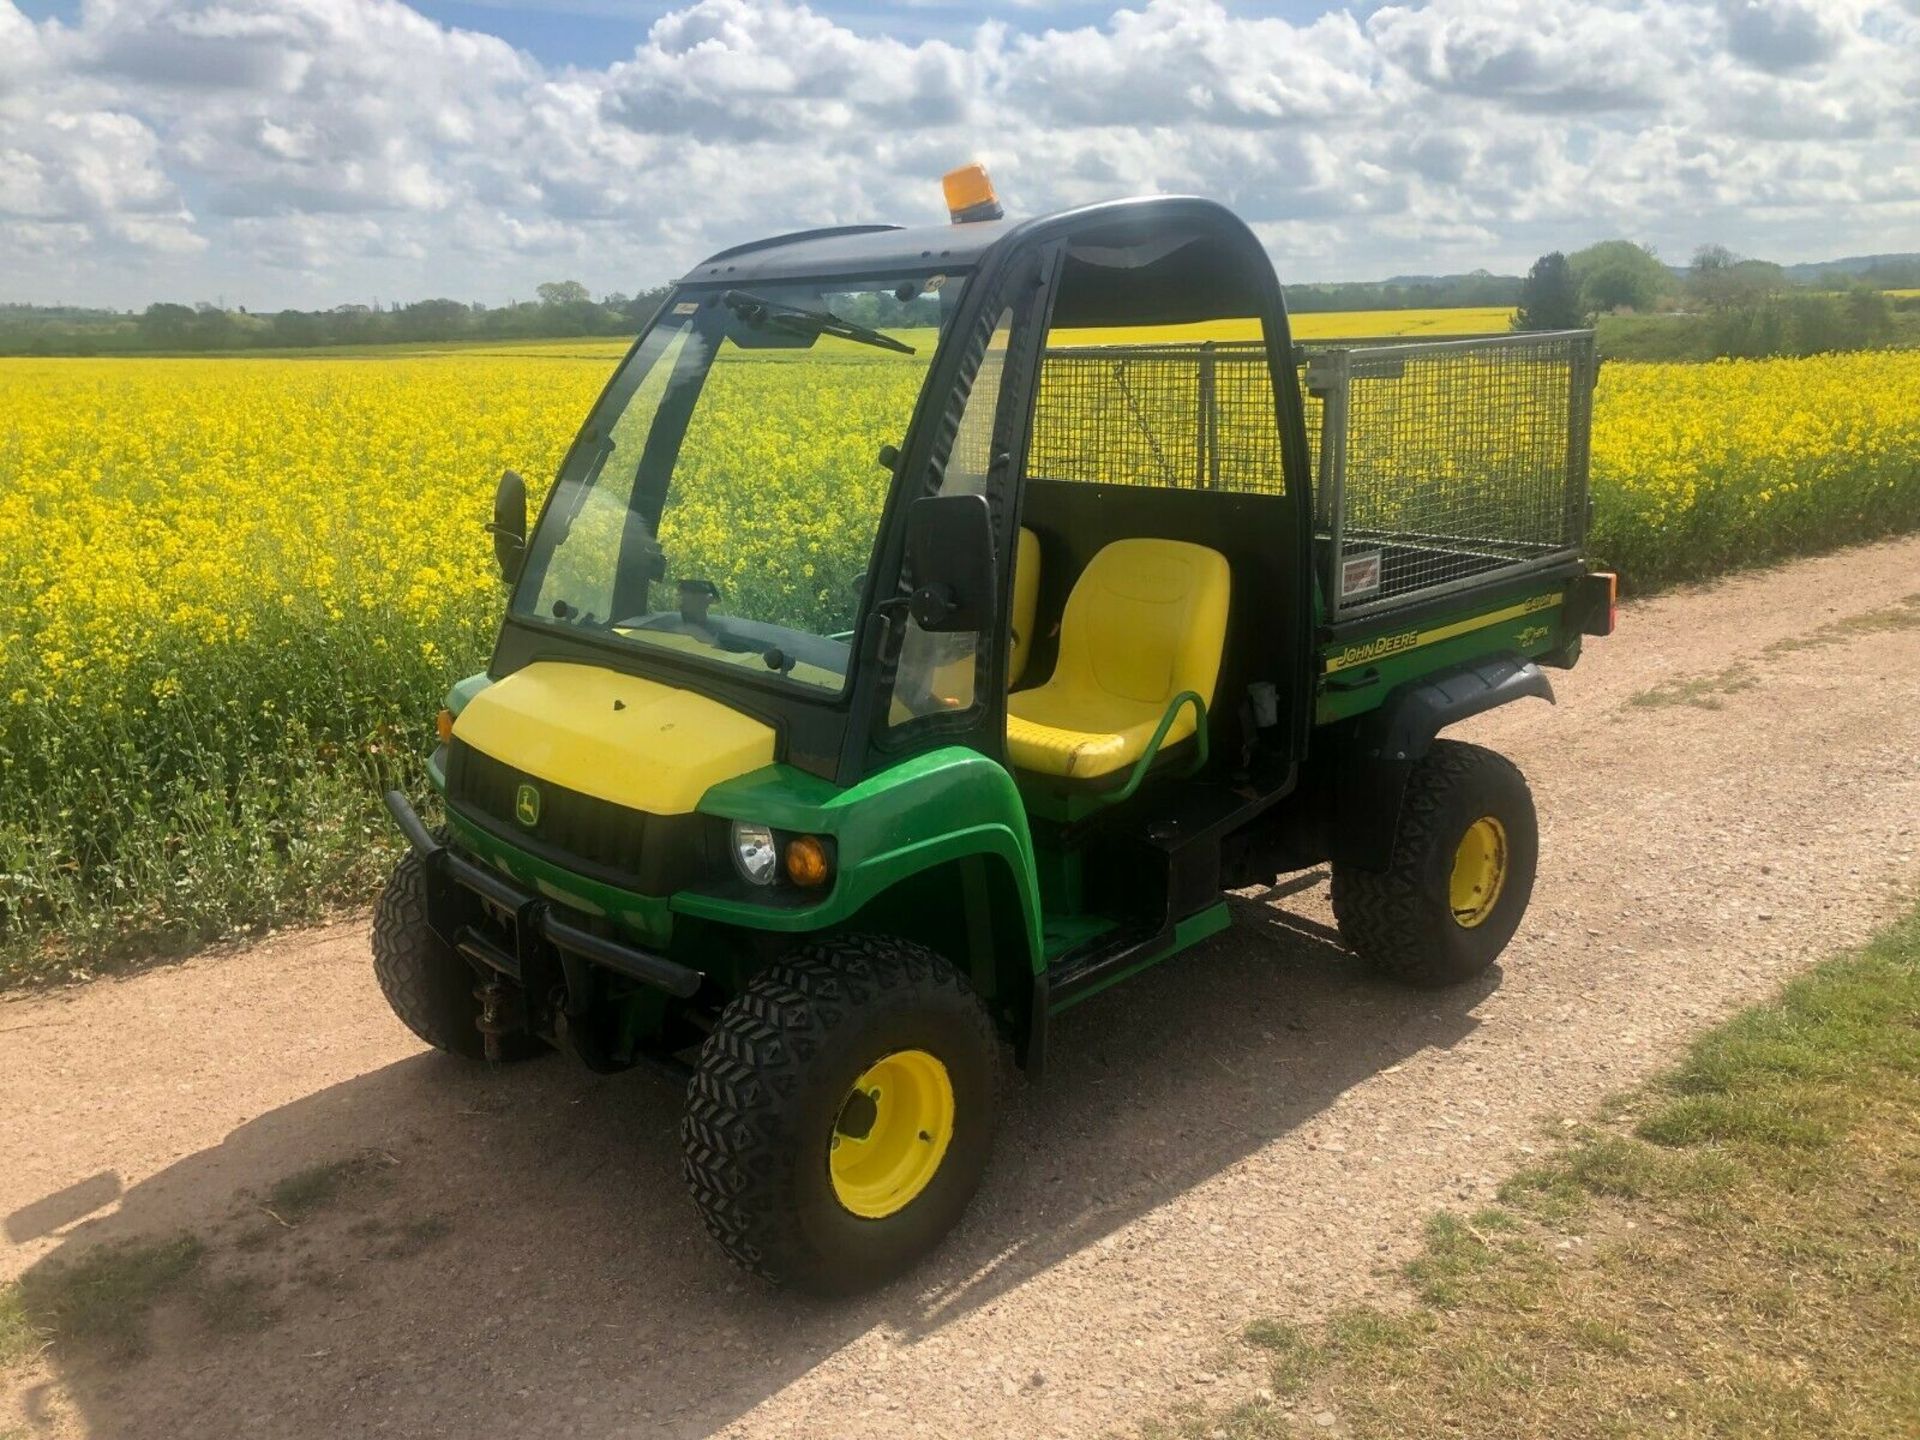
723, 289, 915, 356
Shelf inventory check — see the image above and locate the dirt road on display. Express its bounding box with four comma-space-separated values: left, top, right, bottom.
6, 537, 1919, 1440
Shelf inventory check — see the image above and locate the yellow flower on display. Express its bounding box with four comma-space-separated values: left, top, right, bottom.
1, 337, 1916, 927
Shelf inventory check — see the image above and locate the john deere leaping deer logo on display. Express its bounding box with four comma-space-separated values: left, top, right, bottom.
514, 782, 541, 828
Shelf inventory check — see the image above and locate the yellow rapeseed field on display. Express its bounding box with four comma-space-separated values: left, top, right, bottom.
1592, 352, 1920, 580
3, 333, 1919, 975
0, 354, 603, 969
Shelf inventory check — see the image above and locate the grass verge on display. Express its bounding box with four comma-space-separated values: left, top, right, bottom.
1627, 662, 1761, 711
0, 1150, 416, 1369
261, 1151, 395, 1226
1, 1235, 203, 1362
1148, 904, 1920, 1439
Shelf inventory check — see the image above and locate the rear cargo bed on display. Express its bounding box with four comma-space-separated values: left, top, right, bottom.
1302, 330, 1598, 622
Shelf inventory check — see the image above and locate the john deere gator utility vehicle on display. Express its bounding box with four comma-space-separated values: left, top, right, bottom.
375, 166, 1615, 1293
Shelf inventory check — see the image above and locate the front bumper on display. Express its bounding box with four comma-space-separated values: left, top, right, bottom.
385, 790, 704, 999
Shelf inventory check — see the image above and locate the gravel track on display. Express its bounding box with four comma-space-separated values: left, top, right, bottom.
4, 535, 1919, 1439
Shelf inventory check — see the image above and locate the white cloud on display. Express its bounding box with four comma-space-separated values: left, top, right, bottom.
996, 5, 1379, 128
0, 0, 1916, 307
1368, 0, 1683, 113
0, 106, 194, 245
603, 0, 978, 138
0, 3, 48, 100
1719, 0, 1846, 72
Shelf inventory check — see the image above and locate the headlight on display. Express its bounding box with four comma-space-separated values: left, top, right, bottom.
731, 821, 779, 886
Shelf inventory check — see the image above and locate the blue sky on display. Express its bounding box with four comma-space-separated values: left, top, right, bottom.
9, 0, 1355, 70
2, 0, 1915, 310
394, 2, 1362, 64
411, 2, 1111, 61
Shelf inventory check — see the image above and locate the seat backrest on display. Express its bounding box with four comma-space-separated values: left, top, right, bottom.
1053, 538, 1230, 710
1009, 527, 1041, 687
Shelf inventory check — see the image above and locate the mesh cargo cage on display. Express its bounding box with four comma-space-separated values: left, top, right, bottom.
1028, 330, 1598, 620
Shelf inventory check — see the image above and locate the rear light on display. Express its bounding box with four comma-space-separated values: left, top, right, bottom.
1574, 572, 1618, 637
436, 708, 455, 743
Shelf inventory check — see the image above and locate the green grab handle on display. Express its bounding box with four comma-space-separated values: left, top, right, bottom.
1102, 691, 1209, 805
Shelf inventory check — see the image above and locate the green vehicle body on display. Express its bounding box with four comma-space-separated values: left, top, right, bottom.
421, 562, 1602, 1074
391, 191, 1613, 1083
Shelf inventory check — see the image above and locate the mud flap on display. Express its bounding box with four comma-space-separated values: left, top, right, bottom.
1334, 655, 1553, 870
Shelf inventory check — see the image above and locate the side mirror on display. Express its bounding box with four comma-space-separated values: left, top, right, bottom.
491, 469, 527, 585
904, 493, 994, 632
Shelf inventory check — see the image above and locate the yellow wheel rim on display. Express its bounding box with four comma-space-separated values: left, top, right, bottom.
829, 1049, 955, 1219
1450, 815, 1508, 929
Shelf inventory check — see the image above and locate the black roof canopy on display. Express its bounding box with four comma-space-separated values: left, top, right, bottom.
679, 218, 1014, 286
676, 196, 1281, 325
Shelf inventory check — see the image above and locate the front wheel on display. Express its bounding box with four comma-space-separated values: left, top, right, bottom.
371, 848, 539, 1061
681, 936, 1000, 1294
1331, 740, 1538, 986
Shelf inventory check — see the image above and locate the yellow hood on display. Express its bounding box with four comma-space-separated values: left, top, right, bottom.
451, 661, 776, 816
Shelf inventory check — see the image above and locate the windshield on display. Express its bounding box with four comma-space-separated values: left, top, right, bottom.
513, 272, 963, 693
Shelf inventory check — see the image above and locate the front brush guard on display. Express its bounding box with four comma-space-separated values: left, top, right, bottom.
383, 790, 703, 1001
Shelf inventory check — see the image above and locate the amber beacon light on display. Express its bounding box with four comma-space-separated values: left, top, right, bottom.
943, 163, 1003, 223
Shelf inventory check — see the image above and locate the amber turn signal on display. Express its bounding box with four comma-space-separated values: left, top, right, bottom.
784, 834, 833, 888
436, 708, 455, 743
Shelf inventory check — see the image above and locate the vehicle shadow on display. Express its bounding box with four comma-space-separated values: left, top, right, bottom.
12, 884, 1493, 1440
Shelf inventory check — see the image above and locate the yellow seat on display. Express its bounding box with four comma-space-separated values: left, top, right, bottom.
1009, 527, 1040, 687
1006, 538, 1230, 780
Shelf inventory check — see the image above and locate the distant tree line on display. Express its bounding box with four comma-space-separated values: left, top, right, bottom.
1283, 273, 1522, 312
1679, 245, 1899, 358
0, 282, 672, 356
1514, 240, 1912, 360
2, 273, 1532, 356
1788, 253, 1920, 289
4, 248, 1914, 358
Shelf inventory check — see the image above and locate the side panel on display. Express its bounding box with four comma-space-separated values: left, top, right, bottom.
1315, 582, 1573, 725
1304, 330, 1596, 626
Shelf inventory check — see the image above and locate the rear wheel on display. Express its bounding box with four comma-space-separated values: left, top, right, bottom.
681, 935, 999, 1294
1331, 740, 1538, 986
371, 848, 538, 1061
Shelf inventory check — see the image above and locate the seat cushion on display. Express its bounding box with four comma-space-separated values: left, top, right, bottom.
1006, 692, 1201, 779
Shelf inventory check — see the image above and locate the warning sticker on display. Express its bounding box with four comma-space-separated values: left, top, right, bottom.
1340, 550, 1382, 599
